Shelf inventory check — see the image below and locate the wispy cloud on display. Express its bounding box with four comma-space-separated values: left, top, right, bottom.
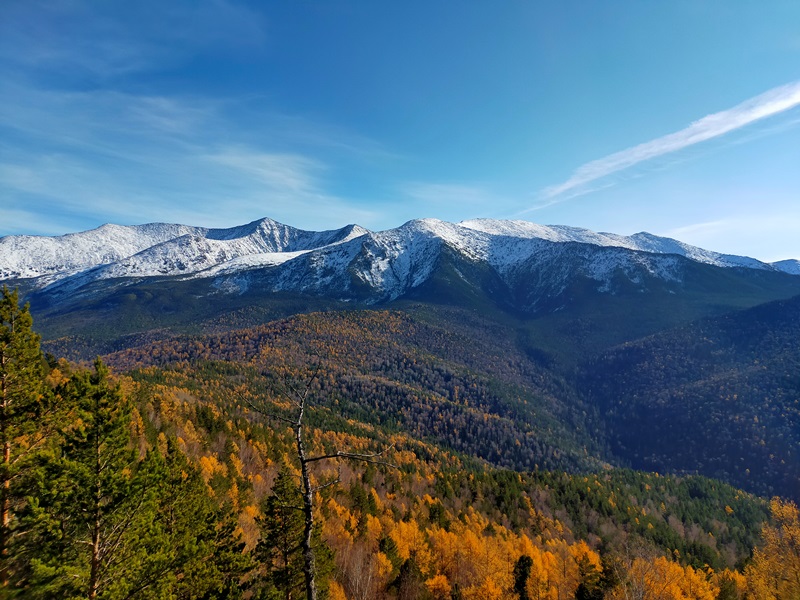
540, 80, 800, 203
0, 76, 390, 235
205, 150, 323, 195
0, 0, 266, 79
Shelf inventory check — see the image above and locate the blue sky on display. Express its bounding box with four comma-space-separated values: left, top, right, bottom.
1, 1, 799, 261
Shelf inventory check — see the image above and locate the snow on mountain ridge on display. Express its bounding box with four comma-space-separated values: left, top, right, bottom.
772, 259, 800, 275
0, 218, 370, 282
1, 217, 793, 302
0, 222, 204, 279
459, 219, 768, 270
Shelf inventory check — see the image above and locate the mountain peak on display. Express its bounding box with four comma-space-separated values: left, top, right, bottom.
2, 217, 796, 306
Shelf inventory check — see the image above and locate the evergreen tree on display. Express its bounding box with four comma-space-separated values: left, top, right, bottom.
23, 360, 140, 600
0, 286, 48, 590
124, 438, 252, 600
512, 554, 532, 600
574, 553, 604, 600
255, 466, 332, 600
389, 555, 425, 600
21, 363, 252, 599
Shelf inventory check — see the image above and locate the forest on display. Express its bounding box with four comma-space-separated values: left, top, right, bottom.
2, 285, 800, 600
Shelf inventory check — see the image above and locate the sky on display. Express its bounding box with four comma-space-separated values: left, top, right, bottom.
1, 2, 800, 262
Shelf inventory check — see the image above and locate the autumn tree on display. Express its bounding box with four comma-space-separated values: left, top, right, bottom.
746, 497, 800, 600
247, 365, 395, 600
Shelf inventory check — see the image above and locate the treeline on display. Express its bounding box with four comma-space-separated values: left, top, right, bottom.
4, 287, 800, 599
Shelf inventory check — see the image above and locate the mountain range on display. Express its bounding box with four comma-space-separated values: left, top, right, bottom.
3, 217, 798, 297
4, 216, 800, 499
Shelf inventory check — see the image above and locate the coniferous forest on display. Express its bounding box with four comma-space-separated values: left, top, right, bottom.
3, 285, 800, 599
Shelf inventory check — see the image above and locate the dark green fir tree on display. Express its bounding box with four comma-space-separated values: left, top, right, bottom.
23, 360, 139, 600
0, 286, 49, 592
121, 437, 252, 600
255, 466, 333, 600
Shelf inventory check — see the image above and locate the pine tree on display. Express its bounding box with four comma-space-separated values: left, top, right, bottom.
22, 363, 252, 600
247, 366, 393, 600
255, 466, 333, 600
0, 286, 47, 590
125, 438, 252, 599
512, 554, 532, 600
24, 359, 140, 600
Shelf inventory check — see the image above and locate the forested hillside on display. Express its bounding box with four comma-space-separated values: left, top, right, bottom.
6, 285, 800, 598
582, 294, 800, 499
105, 310, 607, 474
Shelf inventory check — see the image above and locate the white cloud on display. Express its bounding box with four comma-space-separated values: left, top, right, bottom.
541, 80, 800, 201
0, 0, 266, 78
0, 78, 393, 234
205, 150, 324, 195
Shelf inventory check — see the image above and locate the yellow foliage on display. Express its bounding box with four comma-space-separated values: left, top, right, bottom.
425, 574, 451, 600
328, 580, 349, 600
745, 497, 800, 600
713, 569, 747, 599
229, 453, 244, 479
609, 556, 718, 600
463, 576, 504, 600
364, 514, 382, 545
389, 519, 432, 572
198, 454, 227, 482
369, 488, 382, 512
375, 552, 394, 579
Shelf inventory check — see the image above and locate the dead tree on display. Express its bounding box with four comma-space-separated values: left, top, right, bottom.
247, 366, 396, 600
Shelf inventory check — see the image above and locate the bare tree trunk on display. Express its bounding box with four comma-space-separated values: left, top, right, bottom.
248, 366, 396, 600
295, 404, 318, 600
88, 405, 102, 600
1, 369, 9, 589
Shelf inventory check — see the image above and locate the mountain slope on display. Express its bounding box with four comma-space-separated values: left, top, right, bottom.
8, 218, 800, 340
7, 216, 800, 501
580, 293, 800, 498
104, 309, 608, 473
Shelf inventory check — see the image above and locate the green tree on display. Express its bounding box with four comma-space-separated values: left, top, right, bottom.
0, 286, 48, 590
255, 466, 332, 600
513, 554, 532, 600
574, 553, 604, 600
247, 366, 394, 600
22, 363, 252, 600
23, 360, 139, 600
117, 438, 252, 599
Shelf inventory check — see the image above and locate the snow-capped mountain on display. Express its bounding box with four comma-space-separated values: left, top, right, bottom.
772, 259, 800, 276
1, 217, 797, 308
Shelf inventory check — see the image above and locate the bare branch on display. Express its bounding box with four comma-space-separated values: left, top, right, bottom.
305, 444, 398, 469
241, 396, 296, 426
311, 477, 341, 494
